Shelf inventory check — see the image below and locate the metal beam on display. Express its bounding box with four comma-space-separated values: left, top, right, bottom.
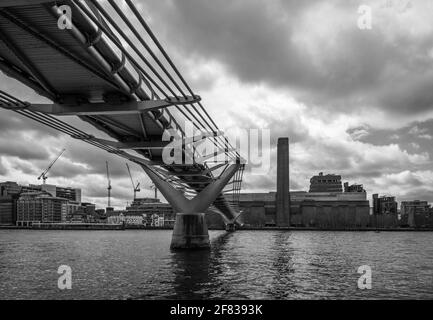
0, 1, 52, 7
0, 27, 57, 98
85, 137, 170, 150
0, 58, 55, 101
166, 172, 209, 177
0, 8, 124, 97
25, 96, 200, 116
88, 115, 143, 137
137, 112, 153, 159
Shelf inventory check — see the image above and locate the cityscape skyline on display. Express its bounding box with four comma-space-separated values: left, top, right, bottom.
0, 131, 432, 210
1, 0, 433, 209
0, 166, 431, 211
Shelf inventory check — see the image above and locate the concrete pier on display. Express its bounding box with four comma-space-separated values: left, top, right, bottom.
170, 213, 210, 250
225, 223, 236, 232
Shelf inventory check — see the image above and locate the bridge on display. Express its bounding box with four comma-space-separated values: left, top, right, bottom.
0, 0, 245, 249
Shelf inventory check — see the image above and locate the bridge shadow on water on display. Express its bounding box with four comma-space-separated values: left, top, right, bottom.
129, 231, 303, 300
266, 231, 298, 299
164, 231, 299, 300
166, 231, 234, 300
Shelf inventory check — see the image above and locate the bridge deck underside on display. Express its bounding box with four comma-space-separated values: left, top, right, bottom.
0, 1, 243, 223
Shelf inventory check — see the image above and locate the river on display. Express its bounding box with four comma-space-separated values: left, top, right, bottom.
0, 230, 432, 299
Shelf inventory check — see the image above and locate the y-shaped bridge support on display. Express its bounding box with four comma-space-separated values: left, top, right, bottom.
142, 164, 240, 250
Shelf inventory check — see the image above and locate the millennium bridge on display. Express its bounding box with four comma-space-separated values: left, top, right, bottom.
0, 0, 245, 249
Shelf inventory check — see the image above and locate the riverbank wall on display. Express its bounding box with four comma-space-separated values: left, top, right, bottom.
2, 224, 433, 232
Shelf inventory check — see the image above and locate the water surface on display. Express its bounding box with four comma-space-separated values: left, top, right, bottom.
0, 230, 432, 299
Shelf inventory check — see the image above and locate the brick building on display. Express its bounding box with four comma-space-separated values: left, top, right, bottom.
16, 192, 68, 226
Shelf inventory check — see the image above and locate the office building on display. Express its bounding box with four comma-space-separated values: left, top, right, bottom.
0, 182, 22, 224
372, 194, 398, 215
16, 192, 68, 226
0, 196, 15, 225
401, 200, 432, 227
66, 202, 100, 223
0, 181, 82, 224
344, 183, 366, 193
309, 172, 343, 193
107, 198, 175, 227
29, 184, 81, 203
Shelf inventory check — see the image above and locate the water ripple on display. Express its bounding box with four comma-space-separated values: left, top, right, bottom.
0, 230, 432, 299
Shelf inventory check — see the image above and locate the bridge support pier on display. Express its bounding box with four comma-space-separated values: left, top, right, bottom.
171, 213, 210, 249
225, 223, 236, 232
141, 163, 241, 250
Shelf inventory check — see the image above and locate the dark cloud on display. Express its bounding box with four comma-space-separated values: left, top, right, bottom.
58, 138, 146, 179
227, 105, 309, 145
0, 109, 62, 138
0, 110, 23, 132
85, 183, 130, 200
0, 157, 6, 175
8, 159, 37, 176
378, 68, 433, 114
138, 0, 313, 89
39, 159, 90, 179
242, 173, 275, 192
348, 118, 433, 158
400, 188, 433, 203
135, 0, 433, 116
0, 132, 50, 160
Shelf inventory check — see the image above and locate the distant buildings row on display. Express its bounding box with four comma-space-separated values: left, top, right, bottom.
222, 171, 433, 229
0, 181, 174, 227
0, 181, 83, 225
2, 138, 432, 231
106, 198, 175, 227
372, 195, 433, 228
206, 139, 433, 230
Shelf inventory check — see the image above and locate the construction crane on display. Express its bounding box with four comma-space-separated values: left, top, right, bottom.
150, 183, 158, 200
106, 161, 112, 208
37, 148, 66, 184
126, 163, 140, 200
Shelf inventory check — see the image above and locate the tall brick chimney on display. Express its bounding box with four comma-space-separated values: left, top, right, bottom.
276, 137, 290, 227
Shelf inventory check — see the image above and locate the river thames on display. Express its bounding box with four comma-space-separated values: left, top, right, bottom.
0, 230, 432, 299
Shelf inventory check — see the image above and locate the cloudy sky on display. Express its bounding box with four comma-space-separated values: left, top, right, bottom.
1, 0, 433, 208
